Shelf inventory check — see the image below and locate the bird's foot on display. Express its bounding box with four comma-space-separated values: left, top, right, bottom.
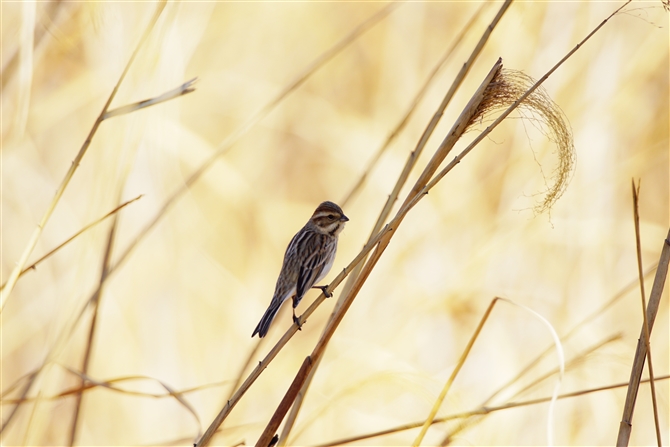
293, 310, 302, 330
312, 285, 332, 298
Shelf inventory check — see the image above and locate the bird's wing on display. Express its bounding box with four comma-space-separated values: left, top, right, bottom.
295, 240, 330, 305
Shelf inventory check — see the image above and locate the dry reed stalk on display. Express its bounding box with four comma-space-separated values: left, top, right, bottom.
280, 2, 510, 443
415, 296, 565, 447
0, 1, 168, 312
316, 374, 670, 447
253, 58, 505, 447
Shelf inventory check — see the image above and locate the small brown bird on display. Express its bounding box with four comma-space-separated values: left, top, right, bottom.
252, 201, 349, 338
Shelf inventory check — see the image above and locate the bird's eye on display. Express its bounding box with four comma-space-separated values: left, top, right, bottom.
327, 214, 335, 220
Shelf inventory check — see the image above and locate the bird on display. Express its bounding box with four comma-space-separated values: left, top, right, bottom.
252, 201, 349, 338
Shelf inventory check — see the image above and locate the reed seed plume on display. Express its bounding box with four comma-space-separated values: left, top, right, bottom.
468, 68, 575, 214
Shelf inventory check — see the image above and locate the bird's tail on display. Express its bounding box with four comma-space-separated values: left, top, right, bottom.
252, 300, 282, 338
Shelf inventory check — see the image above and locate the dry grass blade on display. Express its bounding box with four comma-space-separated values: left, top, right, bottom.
0, 195, 143, 289
0, 0, 168, 311
315, 375, 670, 447
436, 265, 660, 444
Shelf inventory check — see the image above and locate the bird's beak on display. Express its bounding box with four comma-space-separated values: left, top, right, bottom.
340, 214, 349, 222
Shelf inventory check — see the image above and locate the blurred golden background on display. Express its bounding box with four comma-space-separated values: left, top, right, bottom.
1, 1, 668, 446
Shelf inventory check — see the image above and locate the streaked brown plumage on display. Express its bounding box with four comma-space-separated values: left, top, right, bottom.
252, 201, 349, 338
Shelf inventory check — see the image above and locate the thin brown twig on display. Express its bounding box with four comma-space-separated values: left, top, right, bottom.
315, 375, 670, 447
0, 195, 143, 289
0, 1, 168, 311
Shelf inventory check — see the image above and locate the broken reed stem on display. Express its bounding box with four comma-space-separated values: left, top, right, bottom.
316, 375, 670, 447
630, 180, 661, 447
281, 3, 511, 444
0, 1, 168, 312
